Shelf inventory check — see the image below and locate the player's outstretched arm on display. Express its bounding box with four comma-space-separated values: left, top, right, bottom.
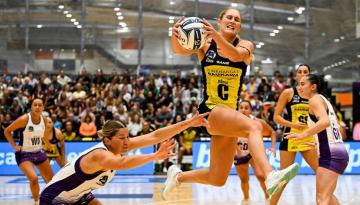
91, 140, 176, 171
129, 112, 209, 150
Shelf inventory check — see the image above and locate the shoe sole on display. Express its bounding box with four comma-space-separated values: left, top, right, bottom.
267, 163, 299, 196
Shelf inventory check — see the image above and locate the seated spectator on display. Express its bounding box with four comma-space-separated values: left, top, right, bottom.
57, 69, 72, 86
62, 120, 77, 141
128, 113, 142, 137
183, 82, 200, 105
246, 75, 259, 95
178, 127, 198, 166
51, 114, 63, 129
79, 114, 97, 141
72, 83, 87, 101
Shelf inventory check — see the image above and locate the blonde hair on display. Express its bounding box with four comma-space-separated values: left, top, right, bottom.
218, 8, 241, 20
98, 120, 126, 139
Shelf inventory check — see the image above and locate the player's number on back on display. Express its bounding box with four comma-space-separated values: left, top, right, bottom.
217, 84, 229, 100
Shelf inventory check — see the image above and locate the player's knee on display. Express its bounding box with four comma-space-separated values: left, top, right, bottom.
29, 175, 39, 185
248, 120, 262, 133
240, 175, 249, 183
208, 178, 227, 187
254, 173, 265, 181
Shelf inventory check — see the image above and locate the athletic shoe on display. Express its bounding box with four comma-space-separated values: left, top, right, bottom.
265, 162, 299, 196
161, 165, 182, 200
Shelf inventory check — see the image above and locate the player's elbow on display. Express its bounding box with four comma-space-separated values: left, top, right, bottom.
273, 115, 281, 124
322, 118, 330, 128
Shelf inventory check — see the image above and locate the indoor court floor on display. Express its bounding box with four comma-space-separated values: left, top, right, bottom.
0, 175, 359, 205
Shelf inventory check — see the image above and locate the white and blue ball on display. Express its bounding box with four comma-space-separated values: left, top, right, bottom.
177, 17, 206, 50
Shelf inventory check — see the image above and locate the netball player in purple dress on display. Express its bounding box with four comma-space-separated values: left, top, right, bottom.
285, 74, 349, 205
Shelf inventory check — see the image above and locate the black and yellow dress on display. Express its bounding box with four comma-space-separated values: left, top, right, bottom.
44, 127, 61, 160
198, 39, 247, 114
279, 87, 315, 152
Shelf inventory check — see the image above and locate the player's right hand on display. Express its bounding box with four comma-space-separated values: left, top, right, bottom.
172, 16, 185, 39
293, 122, 307, 130
14, 145, 22, 152
154, 139, 176, 160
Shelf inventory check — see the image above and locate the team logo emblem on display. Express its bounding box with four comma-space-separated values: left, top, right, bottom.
28, 126, 34, 132
206, 50, 216, 60
293, 95, 300, 103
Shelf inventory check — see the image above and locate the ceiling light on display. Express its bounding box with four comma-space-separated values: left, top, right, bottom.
324, 74, 332, 80
269, 33, 275, 37
334, 38, 340, 43
261, 58, 273, 64
256, 44, 262, 48
36, 24, 43, 28
277, 26, 283, 30
77, 25, 82, 29
66, 14, 72, 18
259, 42, 265, 46
170, 1, 175, 5
63, 10, 69, 14
114, 7, 120, 11
70, 18, 76, 22
74, 22, 79, 25
357, 54, 360, 58
273, 29, 279, 34
287, 17, 294, 21
231, 3, 238, 7
169, 16, 175, 20
118, 22, 127, 27
118, 16, 124, 20
116, 12, 122, 16
58, 5, 64, 9
169, 19, 174, 23
340, 36, 345, 40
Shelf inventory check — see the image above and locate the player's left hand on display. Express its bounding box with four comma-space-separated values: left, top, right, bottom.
187, 112, 210, 128
268, 147, 276, 157
284, 132, 303, 140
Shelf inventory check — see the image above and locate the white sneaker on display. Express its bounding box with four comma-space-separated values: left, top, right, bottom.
241, 199, 250, 205
161, 165, 182, 200
34, 201, 39, 205
265, 162, 299, 196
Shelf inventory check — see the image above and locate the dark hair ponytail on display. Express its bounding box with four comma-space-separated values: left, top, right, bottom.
307, 74, 327, 96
